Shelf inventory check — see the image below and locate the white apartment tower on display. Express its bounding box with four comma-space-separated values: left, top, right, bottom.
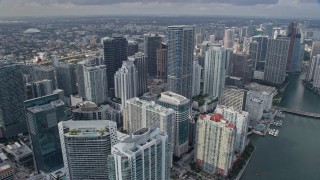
58, 120, 117, 180
108, 128, 170, 180
114, 60, 138, 107
83, 65, 108, 105
203, 47, 232, 98
195, 113, 236, 176
215, 105, 249, 154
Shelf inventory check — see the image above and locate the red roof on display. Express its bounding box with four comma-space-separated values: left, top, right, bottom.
228, 124, 236, 129
210, 113, 223, 122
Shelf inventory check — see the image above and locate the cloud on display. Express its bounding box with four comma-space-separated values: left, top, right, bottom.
0, 0, 281, 6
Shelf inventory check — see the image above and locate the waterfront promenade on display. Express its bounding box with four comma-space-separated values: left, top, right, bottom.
273, 106, 320, 119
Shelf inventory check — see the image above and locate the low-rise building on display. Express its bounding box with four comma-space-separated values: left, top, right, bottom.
5, 141, 33, 167
0, 162, 14, 180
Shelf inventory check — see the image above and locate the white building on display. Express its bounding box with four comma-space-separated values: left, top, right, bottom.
124, 98, 175, 155
203, 47, 231, 98
224, 28, 235, 49
83, 65, 108, 105
192, 61, 202, 97
157, 91, 190, 157
108, 128, 170, 180
245, 82, 277, 111
58, 120, 117, 180
215, 105, 249, 154
245, 96, 264, 121
308, 55, 320, 89
114, 60, 138, 108
195, 113, 236, 176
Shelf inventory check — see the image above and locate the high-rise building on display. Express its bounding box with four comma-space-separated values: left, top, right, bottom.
75, 61, 86, 98
167, 25, 195, 99
102, 36, 128, 96
224, 28, 235, 48
26, 79, 53, 99
218, 87, 247, 112
308, 55, 320, 89
144, 34, 163, 77
0, 64, 27, 137
249, 35, 268, 70
157, 44, 168, 83
56, 64, 77, 96
59, 120, 117, 180
242, 37, 252, 54
33, 66, 57, 90
157, 91, 190, 157
286, 22, 302, 72
128, 40, 139, 56
210, 35, 216, 44
83, 64, 108, 105
232, 53, 253, 85
72, 101, 107, 120
265, 22, 274, 37
24, 94, 66, 173
124, 98, 174, 156
215, 105, 249, 154
195, 113, 236, 176
108, 127, 170, 180
128, 52, 148, 96
203, 47, 231, 98
192, 61, 202, 97
247, 20, 254, 37
114, 60, 138, 107
264, 38, 290, 85
311, 41, 320, 57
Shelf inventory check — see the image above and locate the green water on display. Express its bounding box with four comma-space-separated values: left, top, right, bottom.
242, 74, 320, 180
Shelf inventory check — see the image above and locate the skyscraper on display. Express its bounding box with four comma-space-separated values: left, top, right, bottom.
215, 105, 249, 153
308, 55, 320, 89
167, 25, 195, 99
24, 94, 66, 173
128, 52, 148, 96
311, 41, 320, 57
33, 66, 57, 90
75, 61, 86, 98
232, 53, 254, 85
114, 60, 138, 107
250, 35, 268, 70
128, 40, 139, 56
242, 37, 252, 54
102, 36, 128, 96
195, 113, 236, 176
157, 91, 190, 157
264, 38, 290, 85
56, 63, 77, 96
26, 79, 53, 99
218, 87, 247, 112
157, 44, 168, 83
224, 28, 234, 49
108, 127, 170, 180
0, 64, 27, 137
192, 61, 202, 97
72, 101, 109, 121
203, 47, 231, 98
144, 34, 163, 77
286, 22, 302, 72
83, 64, 108, 105
265, 22, 274, 37
59, 120, 117, 180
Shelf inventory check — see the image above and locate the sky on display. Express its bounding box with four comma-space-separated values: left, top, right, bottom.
0, 0, 319, 19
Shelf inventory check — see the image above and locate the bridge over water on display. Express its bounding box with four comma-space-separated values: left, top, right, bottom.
273, 106, 320, 119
